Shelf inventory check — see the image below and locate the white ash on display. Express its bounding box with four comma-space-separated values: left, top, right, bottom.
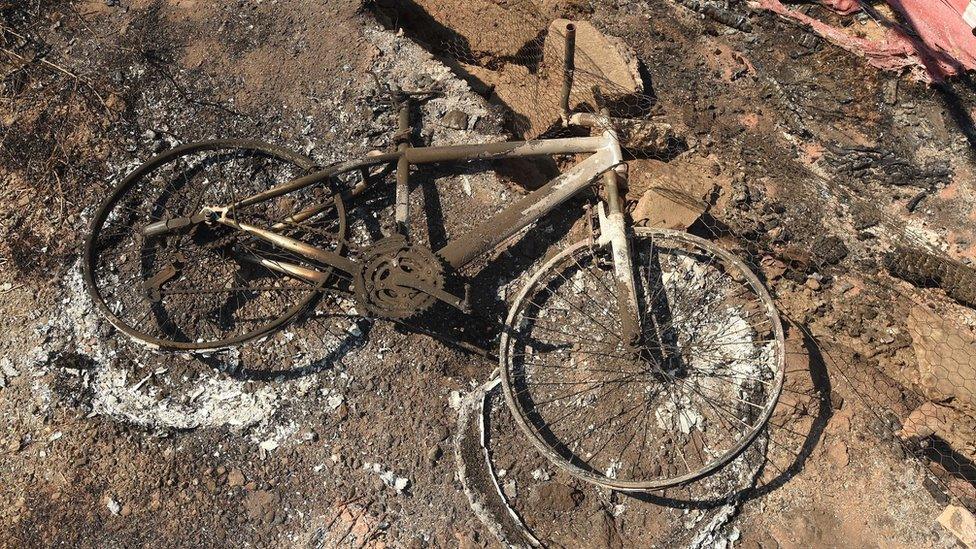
26, 265, 329, 432
653, 254, 777, 448
364, 462, 411, 494
92, 367, 280, 431
1, 357, 19, 378
106, 497, 121, 516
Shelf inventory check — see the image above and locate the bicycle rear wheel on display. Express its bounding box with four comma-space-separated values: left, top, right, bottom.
500, 228, 784, 491
84, 140, 347, 351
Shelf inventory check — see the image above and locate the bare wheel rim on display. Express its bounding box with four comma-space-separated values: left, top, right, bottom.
500, 228, 785, 491
83, 140, 347, 351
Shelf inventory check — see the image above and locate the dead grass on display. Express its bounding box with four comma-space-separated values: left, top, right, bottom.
0, 1, 122, 282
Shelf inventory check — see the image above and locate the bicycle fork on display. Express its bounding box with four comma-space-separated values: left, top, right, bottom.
594, 128, 644, 348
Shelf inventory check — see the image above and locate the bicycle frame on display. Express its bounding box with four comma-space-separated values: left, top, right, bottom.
191, 112, 645, 343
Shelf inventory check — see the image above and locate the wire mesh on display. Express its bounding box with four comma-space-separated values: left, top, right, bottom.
709, 148, 976, 510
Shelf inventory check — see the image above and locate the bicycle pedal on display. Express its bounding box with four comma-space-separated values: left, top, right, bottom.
461, 283, 473, 314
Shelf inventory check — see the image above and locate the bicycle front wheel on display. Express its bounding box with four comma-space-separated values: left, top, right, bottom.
500, 228, 784, 491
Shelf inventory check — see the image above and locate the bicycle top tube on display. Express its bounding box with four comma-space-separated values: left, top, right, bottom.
229, 133, 616, 211
404, 135, 608, 164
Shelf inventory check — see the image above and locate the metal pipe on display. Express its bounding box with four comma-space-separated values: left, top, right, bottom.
273, 199, 336, 228
593, 108, 642, 345
236, 252, 328, 284
560, 22, 576, 116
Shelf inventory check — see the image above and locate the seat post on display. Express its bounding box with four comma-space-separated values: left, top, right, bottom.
560, 22, 576, 118
394, 95, 411, 236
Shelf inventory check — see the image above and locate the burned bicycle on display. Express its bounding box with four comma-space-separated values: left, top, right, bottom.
83, 22, 784, 492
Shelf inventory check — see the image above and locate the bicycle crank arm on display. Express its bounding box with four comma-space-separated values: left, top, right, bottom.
143, 262, 179, 301
398, 277, 470, 314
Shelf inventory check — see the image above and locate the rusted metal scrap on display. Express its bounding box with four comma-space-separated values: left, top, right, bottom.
824, 143, 952, 188
885, 246, 976, 309
673, 0, 754, 32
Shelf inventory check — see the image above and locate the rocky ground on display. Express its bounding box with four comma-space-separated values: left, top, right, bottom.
1, 0, 975, 547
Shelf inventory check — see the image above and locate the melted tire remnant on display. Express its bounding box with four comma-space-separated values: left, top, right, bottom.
885, 247, 976, 309
455, 377, 540, 547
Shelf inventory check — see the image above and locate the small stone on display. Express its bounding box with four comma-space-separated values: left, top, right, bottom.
760, 256, 787, 280
106, 497, 121, 516
299, 428, 318, 442
227, 468, 245, 487
442, 109, 469, 130
811, 235, 849, 266
327, 394, 344, 410
1, 358, 19, 378
503, 479, 517, 499
826, 439, 849, 467
244, 490, 278, 521
805, 277, 821, 291
938, 505, 976, 547
148, 491, 161, 511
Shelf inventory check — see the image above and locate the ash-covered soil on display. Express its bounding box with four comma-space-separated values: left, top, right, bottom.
2, 0, 975, 547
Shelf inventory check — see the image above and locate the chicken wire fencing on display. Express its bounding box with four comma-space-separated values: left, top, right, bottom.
651, 149, 976, 512
371, 0, 976, 514
372, 0, 673, 152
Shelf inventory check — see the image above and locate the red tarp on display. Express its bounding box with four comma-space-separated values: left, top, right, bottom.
820, 0, 861, 15
754, 0, 976, 82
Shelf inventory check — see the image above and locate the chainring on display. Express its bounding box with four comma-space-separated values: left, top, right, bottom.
355, 235, 446, 320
